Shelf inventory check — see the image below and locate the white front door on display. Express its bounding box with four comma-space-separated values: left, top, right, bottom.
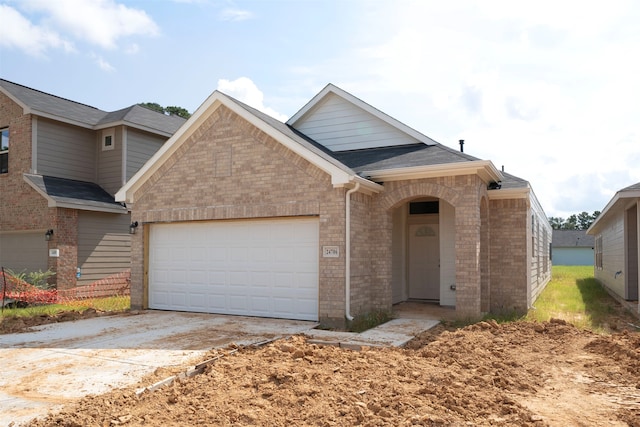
408, 224, 440, 300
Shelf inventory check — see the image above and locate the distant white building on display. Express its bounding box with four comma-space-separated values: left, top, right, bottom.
552, 230, 594, 266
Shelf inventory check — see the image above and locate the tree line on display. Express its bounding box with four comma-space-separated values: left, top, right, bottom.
139, 102, 191, 119
548, 211, 600, 230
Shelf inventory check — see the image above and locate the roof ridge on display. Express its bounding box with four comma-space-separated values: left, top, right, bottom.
0, 78, 101, 111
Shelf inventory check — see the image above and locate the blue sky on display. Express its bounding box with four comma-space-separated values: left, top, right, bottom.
1, 0, 639, 219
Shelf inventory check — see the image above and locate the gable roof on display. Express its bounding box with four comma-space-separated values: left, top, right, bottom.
116, 84, 523, 204
588, 181, 640, 234
24, 174, 127, 214
0, 79, 185, 136
115, 90, 383, 204
552, 229, 595, 248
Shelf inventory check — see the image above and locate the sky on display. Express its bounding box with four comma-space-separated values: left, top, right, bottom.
1, 0, 639, 219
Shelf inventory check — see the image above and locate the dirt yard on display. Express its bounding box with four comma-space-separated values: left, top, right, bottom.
20, 319, 639, 427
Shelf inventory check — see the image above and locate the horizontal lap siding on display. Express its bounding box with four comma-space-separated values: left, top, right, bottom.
293, 93, 418, 151
126, 129, 165, 181
594, 214, 625, 297
37, 118, 96, 182
77, 211, 131, 285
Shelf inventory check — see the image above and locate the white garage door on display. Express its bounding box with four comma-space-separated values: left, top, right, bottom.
148, 218, 319, 321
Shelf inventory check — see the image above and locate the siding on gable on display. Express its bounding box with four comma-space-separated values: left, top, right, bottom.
293, 93, 420, 151
97, 127, 122, 196
37, 118, 96, 182
126, 128, 165, 181
77, 211, 131, 286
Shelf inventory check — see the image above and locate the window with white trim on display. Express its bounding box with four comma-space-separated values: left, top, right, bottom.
102, 129, 114, 151
595, 235, 603, 269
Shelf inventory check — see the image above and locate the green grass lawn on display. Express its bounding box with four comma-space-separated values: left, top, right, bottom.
506, 265, 640, 333
1, 295, 130, 318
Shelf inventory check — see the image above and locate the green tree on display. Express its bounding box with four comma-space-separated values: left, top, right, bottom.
138, 103, 191, 119
548, 217, 564, 230
165, 106, 191, 119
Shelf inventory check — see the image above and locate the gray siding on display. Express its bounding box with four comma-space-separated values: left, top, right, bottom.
126, 128, 165, 181
594, 214, 625, 298
0, 231, 48, 273
293, 93, 419, 151
530, 193, 552, 304
97, 127, 122, 196
77, 211, 131, 286
37, 118, 96, 181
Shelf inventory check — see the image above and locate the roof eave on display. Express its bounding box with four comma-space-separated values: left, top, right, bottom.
94, 120, 174, 137
362, 160, 503, 184
587, 189, 640, 234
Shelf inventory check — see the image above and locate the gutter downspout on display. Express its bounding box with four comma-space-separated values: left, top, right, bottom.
345, 182, 360, 321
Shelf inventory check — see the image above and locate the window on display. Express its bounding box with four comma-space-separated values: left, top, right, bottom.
595, 235, 603, 269
102, 129, 114, 151
0, 128, 8, 174
409, 201, 439, 215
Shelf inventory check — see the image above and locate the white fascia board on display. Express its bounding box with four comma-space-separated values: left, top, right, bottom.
587, 188, 640, 234
287, 84, 437, 146
363, 160, 503, 184
488, 187, 529, 200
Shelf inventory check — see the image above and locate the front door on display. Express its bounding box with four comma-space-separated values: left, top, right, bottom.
408, 224, 440, 300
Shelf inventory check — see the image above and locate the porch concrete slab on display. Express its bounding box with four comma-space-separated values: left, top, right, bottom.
0, 311, 316, 427
305, 318, 440, 348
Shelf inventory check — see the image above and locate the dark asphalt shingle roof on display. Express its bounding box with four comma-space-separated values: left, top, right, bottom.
24, 174, 126, 212
224, 91, 532, 189
0, 79, 185, 135
552, 230, 594, 248
621, 181, 640, 192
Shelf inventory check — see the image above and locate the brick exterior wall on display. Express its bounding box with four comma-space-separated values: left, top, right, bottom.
130, 105, 348, 325
489, 198, 529, 313
0, 92, 81, 290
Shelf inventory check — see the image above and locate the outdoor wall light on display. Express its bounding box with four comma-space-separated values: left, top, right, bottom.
45, 229, 54, 241
129, 221, 139, 234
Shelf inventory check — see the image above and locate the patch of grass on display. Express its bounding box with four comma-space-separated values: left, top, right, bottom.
1, 296, 130, 318
525, 265, 629, 333
347, 310, 392, 333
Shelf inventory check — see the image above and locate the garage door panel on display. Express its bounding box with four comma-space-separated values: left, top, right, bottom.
149, 218, 319, 320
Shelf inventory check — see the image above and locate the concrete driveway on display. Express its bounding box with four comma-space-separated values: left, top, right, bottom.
0, 311, 316, 426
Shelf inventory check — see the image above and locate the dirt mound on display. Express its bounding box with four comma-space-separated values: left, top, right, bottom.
23, 321, 640, 427
0, 308, 113, 334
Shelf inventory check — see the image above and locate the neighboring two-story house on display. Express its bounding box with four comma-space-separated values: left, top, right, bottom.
0, 79, 185, 289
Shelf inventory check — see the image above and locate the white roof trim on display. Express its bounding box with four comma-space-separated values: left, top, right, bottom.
587, 187, 640, 234
362, 160, 503, 184
116, 90, 377, 203
0, 86, 29, 114
287, 84, 437, 146
487, 187, 529, 200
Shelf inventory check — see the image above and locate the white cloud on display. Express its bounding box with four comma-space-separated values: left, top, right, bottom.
217, 78, 288, 122
218, 8, 254, 22
90, 53, 115, 72
313, 0, 640, 217
16, 0, 159, 50
0, 5, 74, 56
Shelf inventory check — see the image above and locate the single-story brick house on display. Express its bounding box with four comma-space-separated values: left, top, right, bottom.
551, 230, 594, 266
116, 84, 552, 326
587, 182, 639, 315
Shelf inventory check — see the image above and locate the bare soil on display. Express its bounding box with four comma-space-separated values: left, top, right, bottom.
21, 319, 640, 427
